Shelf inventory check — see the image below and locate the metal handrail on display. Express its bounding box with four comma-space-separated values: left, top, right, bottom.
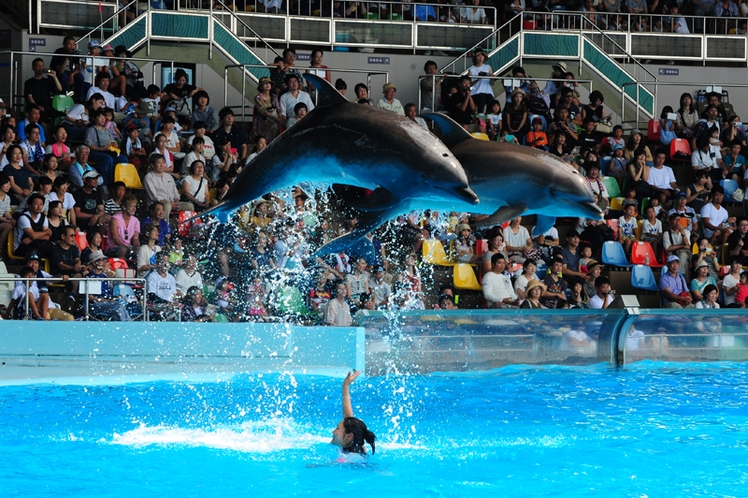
416, 74, 595, 114
620, 80, 748, 128
0, 276, 149, 322
0, 50, 177, 111
212, 0, 283, 59
223, 63, 389, 119
74, 0, 142, 48
440, 13, 522, 74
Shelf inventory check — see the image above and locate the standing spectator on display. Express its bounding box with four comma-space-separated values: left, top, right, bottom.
420, 60, 444, 112
252, 77, 285, 144
50, 36, 85, 100
23, 58, 62, 120
660, 255, 695, 308
467, 49, 493, 114
448, 75, 476, 129
376, 83, 405, 115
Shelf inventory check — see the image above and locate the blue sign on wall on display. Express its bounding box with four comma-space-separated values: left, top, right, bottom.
368, 56, 390, 65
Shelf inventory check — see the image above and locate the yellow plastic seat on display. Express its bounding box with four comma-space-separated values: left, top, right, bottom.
422, 238, 456, 266
635, 219, 644, 240
7, 231, 23, 260
610, 197, 624, 211
471, 132, 490, 141
453, 263, 482, 291
114, 163, 144, 189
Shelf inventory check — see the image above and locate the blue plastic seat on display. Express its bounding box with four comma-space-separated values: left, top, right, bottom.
720, 179, 739, 201
631, 264, 660, 292
602, 240, 633, 268
529, 114, 547, 132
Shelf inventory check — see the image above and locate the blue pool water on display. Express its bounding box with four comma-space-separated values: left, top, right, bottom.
1, 362, 747, 497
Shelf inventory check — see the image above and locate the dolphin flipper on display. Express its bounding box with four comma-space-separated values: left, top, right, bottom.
534, 215, 557, 235
474, 204, 528, 227
303, 74, 348, 107
312, 209, 390, 257
182, 200, 232, 224
347, 188, 399, 211
423, 112, 473, 148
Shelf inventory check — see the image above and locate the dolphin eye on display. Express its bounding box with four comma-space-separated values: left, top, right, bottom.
442, 153, 449, 157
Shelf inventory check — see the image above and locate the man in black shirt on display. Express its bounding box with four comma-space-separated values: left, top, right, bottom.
73, 171, 108, 232
23, 58, 63, 119
213, 107, 249, 163
447, 75, 476, 129
49, 36, 85, 101
51, 225, 83, 295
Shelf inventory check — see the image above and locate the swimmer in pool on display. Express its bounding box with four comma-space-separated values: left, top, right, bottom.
331, 370, 376, 455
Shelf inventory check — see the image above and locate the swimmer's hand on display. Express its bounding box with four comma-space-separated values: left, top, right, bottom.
343, 370, 360, 387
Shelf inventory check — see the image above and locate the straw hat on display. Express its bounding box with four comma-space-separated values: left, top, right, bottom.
525, 279, 547, 295
382, 82, 396, 93
552, 61, 568, 72
457, 223, 471, 232
257, 77, 273, 91
511, 88, 524, 97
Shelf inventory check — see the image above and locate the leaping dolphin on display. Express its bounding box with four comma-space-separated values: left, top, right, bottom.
198, 74, 478, 241
421, 112, 602, 234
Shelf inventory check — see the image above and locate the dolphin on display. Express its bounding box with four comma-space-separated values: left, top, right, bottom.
198, 74, 478, 246
324, 113, 603, 252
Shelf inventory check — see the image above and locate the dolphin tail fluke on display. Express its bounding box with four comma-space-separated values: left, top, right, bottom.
303, 74, 348, 107
473, 204, 528, 228
423, 112, 474, 148
534, 215, 557, 236
311, 210, 389, 258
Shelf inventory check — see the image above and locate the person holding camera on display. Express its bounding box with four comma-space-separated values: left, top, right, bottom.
467, 50, 494, 115
588, 276, 615, 309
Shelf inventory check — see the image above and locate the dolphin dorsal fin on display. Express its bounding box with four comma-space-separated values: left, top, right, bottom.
303, 73, 348, 107
423, 112, 473, 148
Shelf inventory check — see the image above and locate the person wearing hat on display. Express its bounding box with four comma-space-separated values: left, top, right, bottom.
504, 87, 529, 143
542, 61, 568, 105
23, 58, 62, 120
582, 260, 604, 300
607, 142, 628, 182
252, 77, 286, 144
660, 254, 695, 308
520, 279, 546, 309
84, 250, 133, 321
4, 264, 72, 321
623, 129, 652, 162
214, 107, 249, 162
279, 73, 314, 121
454, 223, 481, 264
73, 168, 109, 231
690, 258, 717, 302
376, 82, 404, 115
482, 253, 520, 308
448, 75, 477, 127
588, 276, 615, 309
668, 190, 698, 232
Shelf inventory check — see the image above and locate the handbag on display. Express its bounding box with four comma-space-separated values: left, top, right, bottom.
595, 119, 613, 134
172, 97, 191, 117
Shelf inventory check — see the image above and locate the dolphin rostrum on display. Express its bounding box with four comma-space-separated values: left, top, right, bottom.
198, 74, 478, 247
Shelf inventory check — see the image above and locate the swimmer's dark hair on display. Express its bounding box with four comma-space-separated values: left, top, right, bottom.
343, 417, 376, 455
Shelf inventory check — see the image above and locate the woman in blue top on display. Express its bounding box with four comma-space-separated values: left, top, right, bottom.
332, 370, 376, 455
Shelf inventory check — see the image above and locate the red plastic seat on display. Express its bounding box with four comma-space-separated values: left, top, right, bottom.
178, 210, 202, 237
630, 241, 664, 268
475, 239, 488, 256
669, 138, 691, 162
75, 232, 89, 250
108, 258, 129, 270
647, 119, 660, 141
606, 219, 618, 241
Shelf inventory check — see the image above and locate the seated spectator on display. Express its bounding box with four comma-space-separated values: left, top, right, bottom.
181, 160, 211, 212
647, 149, 678, 206
453, 223, 481, 264
182, 138, 206, 177
16, 105, 47, 144
123, 124, 147, 170
588, 276, 615, 309
700, 185, 731, 245
503, 89, 529, 143
51, 224, 83, 295
144, 154, 192, 219
541, 256, 568, 309
279, 74, 314, 121
215, 107, 250, 162
104, 181, 126, 216
722, 255, 743, 307
80, 229, 103, 266
68, 146, 105, 191
106, 194, 140, 259
376, 83, 405, 115
520, 280, 546, 309
626, 148, 652, 201
20, 124, 45, 176
438, 293, 459, 310
16, 176, 52, 217
404, 103, 427, 129
46, 177, 76, 225
526, 117, 549, 149
685, 169, 712, 214
46, 201, 69, 243
84, 109, 127, 191
675, 92, 698, 138
690, 260, 717, 302
0, 173, 13, 250
353, 83, 374, 106
660, 255, 695, 308
147, 252, 181, 304
175, 253, 203, 296
623, 130, 652, 162
136, 222, 161, 277
85, 71, 116, 109
5, 266, 53, 320
13, 193, 53, 258
84, 250, 132, 321
640, 205, 663, 261
346, 257, 370, 308
181, 286, 215, 322
191, 90, 219, 135
514, 259, 539, 300
691, 135, 724, 184
727, 216, 748, 260
397, 252, 425, 310
4, 145, 34, 203
695, 284, 720, 309
482, 253, 520, 308
325, 281, 353, 326
721, 139, 745, 183
368, 265, 391, 308
142, 201, 171, 246
560, 229, 585, 281
73, 171, 109, 232
618, 200, 638, 256
668, 191, 698, 233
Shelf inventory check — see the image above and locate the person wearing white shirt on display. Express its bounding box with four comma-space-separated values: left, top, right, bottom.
376, 82, 405, 115
482, 253, 519, 308
86, 71, 116, 109
279, 75, 315, 119
700, 185, 730, 244
588, 276, 615, 309
648, 150, 679, 206
692, 135, 724, 183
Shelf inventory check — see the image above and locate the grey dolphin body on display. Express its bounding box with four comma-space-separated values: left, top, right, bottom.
199, 75, 478, 243
422, 113, 603, 234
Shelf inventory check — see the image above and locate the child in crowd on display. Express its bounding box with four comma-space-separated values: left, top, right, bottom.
156, 116, 184, 161
213, 276, 239, 318
187, 121, 215, 161
246, 278, 269, 319
452, 223, 480, 264
103, 108, 122, 141
735, 272, 748, 308
641, 205, 663, 262
124, 124, 147, 170
104, 181, 127, 215
169, 237, 184, 267
618, 201, 638, 256
526, 117, 548, 149
486, 100, 502, 141
608, 144, 627, 182
578, 244, 593, 273
605, 125, 625, 149
286, 102, 308, 128
182, 137, 207, 177
648, 197, 664, 220
709, 125, 722, 148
